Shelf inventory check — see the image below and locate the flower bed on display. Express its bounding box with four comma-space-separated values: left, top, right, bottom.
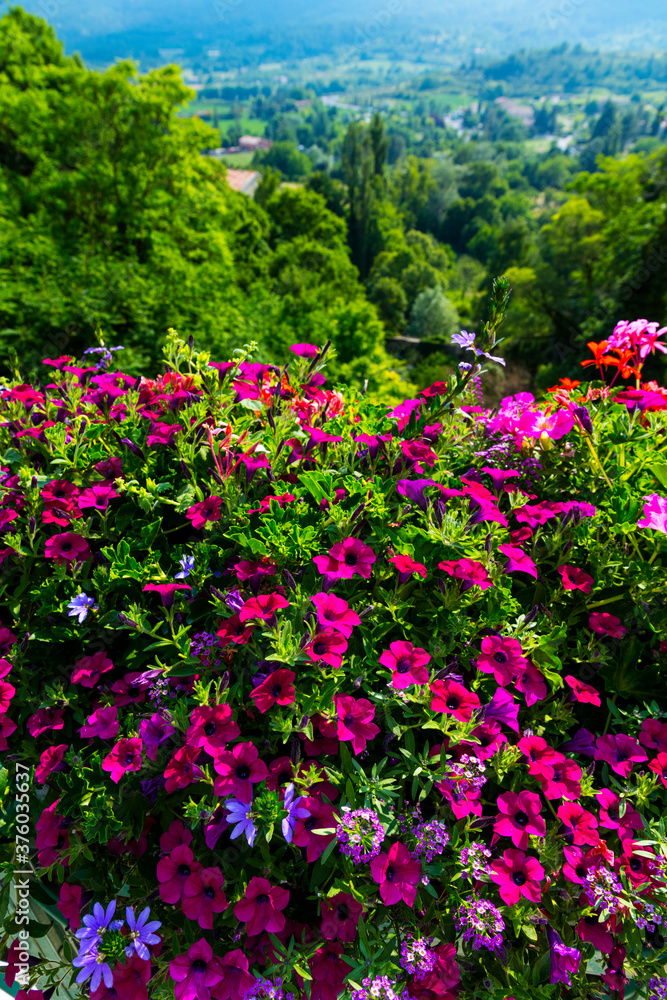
1, 301, 667, 1000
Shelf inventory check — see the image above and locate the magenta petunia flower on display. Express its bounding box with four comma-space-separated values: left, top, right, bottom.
476, 636, 528, 686
483, 686, 520, 731
588, 612, 627, 638
233, 876, 289, 935
78, 484, 118, 511
311, 592, 361, 638
323, 536, 377, 579
304, 627, 348, 668
291, 796, 337, 861
396, 478, 438, 512
438, 558, 493, 591
557, 802, 599, 846
430, 678, 480, 722
238, 592, 290, 623
57, 882, 83, 931
565, 675, 601, 706
290, 342, 320, 357
164, 745, 205, 793
186, 703, 240, 754
45, 532, 91, 565
536, 754, 582, 800
216, 614, 255, 646
71, 650, 114, 688
160, 819, 193, 853
101, 737, 143, 784
498, 543, 537, 579
370, 841, 422, 905
546, 925, 581, 986
27, 706, 65, 737
595, 733, 647, 777
182, 866, 228, 929
379, 640, 431, 689
490, 848, 545, 905
639, 718, 667, 752
214, 949, 257, 1000
157, 845, 203, 904
557, 564, 594, 593
335, 695, 380, 754
169, 938, 224, 1000
300, 713, 339, 756
212, 742, 269, 802
320, 891, 364, 943
596, 789, 643, 839
389, 555, 428, 587
481, 466, 521, 494
78, 706, 119, 740
514, 660, 548, 707
186, 496, 222, 529
250, 669, 296, 713
35, 744, 68, 784
637, 493, 667, 533
494, 790, 545, 849
140, 713, 175, 760
143, 583, 192, 610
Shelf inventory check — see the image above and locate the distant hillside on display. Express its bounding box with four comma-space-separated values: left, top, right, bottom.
5, 0, 667, 68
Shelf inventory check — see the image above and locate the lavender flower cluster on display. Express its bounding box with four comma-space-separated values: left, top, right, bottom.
455, 897, 505, 951
336, 808, 386, 864
399, 935, 437, 978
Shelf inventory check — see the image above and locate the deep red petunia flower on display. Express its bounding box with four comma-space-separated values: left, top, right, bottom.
157, 845, 203, 904
557, 564, 594, 593
239, 592, 290, 623
233, 876, 289, 935
595, 733, 647, 777
301, 713, 339, 756
379, 640, 431, 689
164, 745, 206, 793
304, 627, 348, 668
429, 678, 480, 722
187, 703, 240, 754
45, 532, 91, 565
370, 841, 422, 905
494, 790, 545, 849
490, 847, 545, 905
649, 751, 667, 788
250, 669, 296, 713
182, 866, 229, 929
213, 742, 268, 802
335, 695, 379, 754
216, 615, 255, 646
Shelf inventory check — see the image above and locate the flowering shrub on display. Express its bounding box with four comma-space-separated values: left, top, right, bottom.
1, 295, 667, 1000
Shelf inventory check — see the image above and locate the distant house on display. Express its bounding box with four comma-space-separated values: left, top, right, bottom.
495, 97, 535, 128
224, 169, 262, 197
238, 135, 273, 151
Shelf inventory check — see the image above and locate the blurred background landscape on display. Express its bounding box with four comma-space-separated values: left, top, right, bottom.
2, 0, 667, 402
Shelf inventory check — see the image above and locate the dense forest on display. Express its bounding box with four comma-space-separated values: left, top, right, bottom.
1, 7, 667, 403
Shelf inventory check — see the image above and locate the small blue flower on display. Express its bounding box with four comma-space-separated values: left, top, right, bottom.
67, 592, 98, 624
225, 797, 257, 846
72, 947, 114, 993
281, 783, 309, 844
125, 905, 162, 960
75, 900, 120, 953
451, 329, 476, 349
175, 555, 195, 579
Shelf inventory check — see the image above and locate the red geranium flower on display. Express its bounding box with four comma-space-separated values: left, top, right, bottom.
379, 640, 431, 689
490, 848, 545, 905
494, 790, 545, 849
233, 876, 289, 935
370, 841, 422, 905
251, 669, 296, 714
429, 679, 480, 722
182, 867, 229, 929
335, 695, 379, 754
213, 742, 268, 802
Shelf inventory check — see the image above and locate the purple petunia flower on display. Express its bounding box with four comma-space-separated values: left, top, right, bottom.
124, 905, 162, 960
546, 925, 581, 986
67, 592, 98, 624
225, 797, 257, 846
281, 783, 309, 844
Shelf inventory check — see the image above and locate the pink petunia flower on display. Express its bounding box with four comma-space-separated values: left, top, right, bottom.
71, 651, 114, 687
291, 797, 337, 862
313, 537, 376, 580
557, 802, 599, 846
140, 713, 176, 760
78, 706, 119, 740
213, 949, 257, 1000
595, 733, 647, 777
164, 745, 205, 793
514, 660, 548, 707
233, 877, 289, 935
335, 695, 380, 754
290, 342, 320, 357
143, 583, 192, 609
310, 592, 360, 638
186, 703, 240, 754
157, 845, 203, 904
182, 867, 228, 929
239, 592, 290, 623
35, 744, 68, 784
557, 565, 594, 593
304, 628, 348, 668
536, 754, 582, 800
565, 675, 601, 706
438, 558, 494, 591
637, 494, 667, 534
588, 613, 627, 638
430, 679, 480, 722
379, 640, 431, 688
27, 706, 66, 737
638, 718, 667, 752
101, 737, 143, 784
476, 636, 528, 686
213, 742, 269, 802
57, 882, 84, 931
388, 554, 427, 585
186, 496, 222, 529
498, 544, 537, 579
45, 532, 91, 565
596, 789, 643, 841
320, 892, 364, 943
169, 938, 223, 1000
490, 848, 545, 905
251, 669, 296, 713
370, 842, 422, 905
494, 791, 545, 849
